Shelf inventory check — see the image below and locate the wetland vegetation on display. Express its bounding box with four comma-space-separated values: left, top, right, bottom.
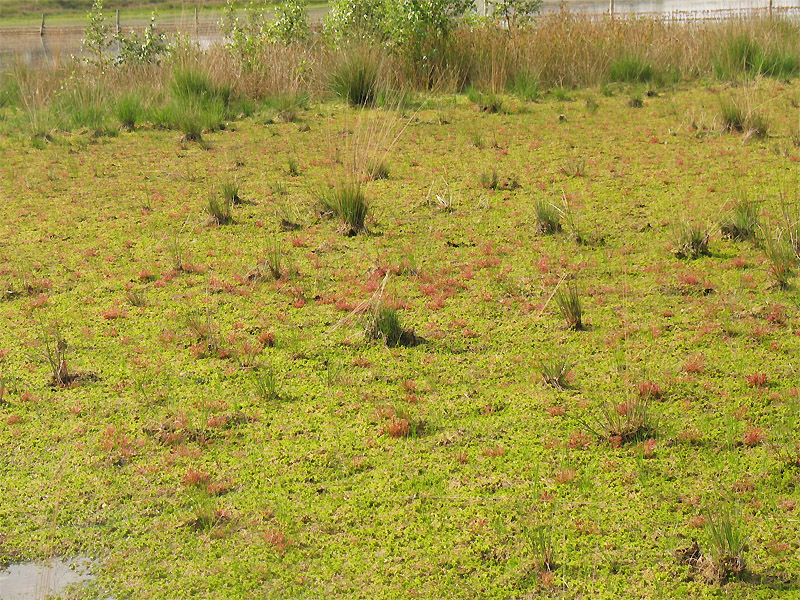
1, 2, 800, 598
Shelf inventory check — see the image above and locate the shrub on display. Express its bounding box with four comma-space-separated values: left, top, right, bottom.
267, 0, 310, 44
115, 15, 171, 65
491, 0, 542, 28
39, 323, 72, 387
720, 195, 759, 241
609, 53, 654, 83
534, 199, 562, 234
556, 279, 583, 330
114, 92, 145, 131
330, 48, 381, 107
704, 507, 748, 581
324, 0, 389, 43
320, 180, 369, 235
674, 222, 710, 259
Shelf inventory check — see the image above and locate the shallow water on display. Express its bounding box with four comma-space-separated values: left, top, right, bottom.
0, 558, 94, 600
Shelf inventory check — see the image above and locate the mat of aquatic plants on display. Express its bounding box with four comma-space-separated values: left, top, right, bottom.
1, 80, 800, 599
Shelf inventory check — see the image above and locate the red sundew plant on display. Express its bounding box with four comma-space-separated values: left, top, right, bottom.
483, 445, 507, 457
264, 528, 291, 554
683, 353, 706, 373
743, 427, 765, 447
636, 380, 662, 399
745, 373, 768, 388
184, 468, 212, 487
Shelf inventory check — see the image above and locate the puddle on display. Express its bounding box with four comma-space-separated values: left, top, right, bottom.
0, 558, 94, 600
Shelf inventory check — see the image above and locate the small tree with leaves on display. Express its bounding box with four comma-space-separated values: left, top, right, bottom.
490, 0, 541, 28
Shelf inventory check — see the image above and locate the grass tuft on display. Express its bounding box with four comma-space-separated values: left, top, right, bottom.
331, 48, 381, 108
364, 303, 416, 348
720, 195, 759, 241
704, 507, 748, 581
674, 222, 710, 259
320, 180, 369, 235
539, 357, 572, 389
534, 199, 562, 234
555, 279, 583, 330
608, 53, 654, 83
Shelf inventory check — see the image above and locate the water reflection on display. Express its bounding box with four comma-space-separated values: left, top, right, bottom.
0, 557, 94, 600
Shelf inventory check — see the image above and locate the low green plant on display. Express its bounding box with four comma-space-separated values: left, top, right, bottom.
561, 157, 586, 177
704, 507, 748, 581
551, 87, 572, 102
480, 170, 518, 191
555, 279, 583, 330
288, 157, 301, 177
56, 84, 108, 133
674, 222, 710, 259
720, 195, 759, 241
126, 289, 148, 307
715, 33, 800, 80
534, 199, 562, 234
0, 76, 20, 108
320, 180, 369, 235
627, 94, 644, 108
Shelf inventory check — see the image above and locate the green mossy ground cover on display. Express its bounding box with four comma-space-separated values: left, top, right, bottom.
1, 80, 800, 598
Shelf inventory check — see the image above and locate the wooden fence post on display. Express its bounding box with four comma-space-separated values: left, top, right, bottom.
40, 13, 45, 36
116, 9, 121, 34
